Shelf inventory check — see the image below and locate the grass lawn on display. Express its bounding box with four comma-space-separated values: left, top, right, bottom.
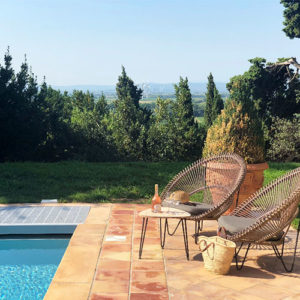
0, 161, 299, 225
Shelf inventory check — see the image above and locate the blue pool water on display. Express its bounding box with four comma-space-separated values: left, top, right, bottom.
0, 238, 69, 300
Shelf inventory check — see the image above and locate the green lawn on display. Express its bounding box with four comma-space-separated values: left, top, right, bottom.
0, 161, 299, 225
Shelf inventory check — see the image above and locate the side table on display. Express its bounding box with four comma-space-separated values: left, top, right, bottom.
138, 207, 191, 260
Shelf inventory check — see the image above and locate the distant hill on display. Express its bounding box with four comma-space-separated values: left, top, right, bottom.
53, 82, 228, 96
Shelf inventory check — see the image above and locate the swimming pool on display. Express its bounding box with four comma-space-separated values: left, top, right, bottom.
0, 238, 70, 300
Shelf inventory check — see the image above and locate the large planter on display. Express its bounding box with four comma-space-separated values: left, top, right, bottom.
226, 162, 269, 214
205, 161, 268, 214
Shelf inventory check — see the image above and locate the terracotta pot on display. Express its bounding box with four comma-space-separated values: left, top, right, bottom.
226, 162, 269, 214
205, 161, 269, 215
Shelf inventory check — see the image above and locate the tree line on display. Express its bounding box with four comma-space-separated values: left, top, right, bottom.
0, 51, 208, 162
0, 47, 299, 162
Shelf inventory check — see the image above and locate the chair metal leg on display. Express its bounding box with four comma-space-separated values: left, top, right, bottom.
194, 220, 203, 244
139, 217, 148, 259
272, 223, 300, 273
182, 218, 190, 260
234, 243, 251, 270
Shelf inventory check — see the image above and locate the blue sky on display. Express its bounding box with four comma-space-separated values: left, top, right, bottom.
1, 0, 299, 85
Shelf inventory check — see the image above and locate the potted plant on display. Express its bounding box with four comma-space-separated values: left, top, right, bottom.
202, 77, 268, 213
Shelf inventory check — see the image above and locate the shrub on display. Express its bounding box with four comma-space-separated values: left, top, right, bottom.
202, 99, 265, 164
267, 116, 300, 162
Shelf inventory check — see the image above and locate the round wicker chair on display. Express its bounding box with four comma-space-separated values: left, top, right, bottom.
218, 167, 300, 272
161, 153, 247, 242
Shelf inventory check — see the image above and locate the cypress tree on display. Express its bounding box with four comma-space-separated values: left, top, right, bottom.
204, 73, 215, 127
212, 86, 224, 122
116, 66, 142, 108
204, 73, 223, 128
172, 77, 204, 160
112, 66, 150, 160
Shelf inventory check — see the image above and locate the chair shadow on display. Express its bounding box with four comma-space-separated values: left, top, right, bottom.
256, 253, 300, 277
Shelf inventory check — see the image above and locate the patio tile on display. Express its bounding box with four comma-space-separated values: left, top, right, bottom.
85, 207, 111, 224
97, 259, 131, 271
132, 271, 166, 282
100, 250, 131, 261
112, 209, 135, 215
53, 246, 99, 283
209, 274, 260, 291
130, 281, 168, 294
283, 293, 300, 300
44, 282, 90, 300
90, 293, 128, 300
133, 243, 162, 252
69, 233, 103, 247
130, 293, 168, 300
110, 215, 134, 221
133, 237, 161, 245
74, 224, 106, 235
102, 243, 131, 252
266, 274, 300, 291
242, 283, 293, 300
44, 203, 300, 300
91, 280, 129, 294
132, 260, 165, 271
133, 250, 163, 260
96, 269, 130, 281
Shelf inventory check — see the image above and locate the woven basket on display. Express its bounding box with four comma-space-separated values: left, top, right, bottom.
198, 236, 236, 275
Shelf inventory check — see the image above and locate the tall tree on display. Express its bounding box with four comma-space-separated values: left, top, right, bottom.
204, 73, 223, 128
112, 67, 150, 160
147, 97, 175, 160
172, 77, 204, 160
0, 49, 45, 161
212, 86, 224, 123
281, 0, 300, 39
36, 83, 73, 161
116, 66, 142, 108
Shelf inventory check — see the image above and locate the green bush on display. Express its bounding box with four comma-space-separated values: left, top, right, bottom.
267, 116, 300, 162
203, 99, 265, 163
203, 77, 265, 164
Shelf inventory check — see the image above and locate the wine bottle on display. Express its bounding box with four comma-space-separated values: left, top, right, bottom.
152, 184, 162, 213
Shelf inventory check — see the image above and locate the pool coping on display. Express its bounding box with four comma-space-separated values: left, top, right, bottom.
44, 203, 112, 300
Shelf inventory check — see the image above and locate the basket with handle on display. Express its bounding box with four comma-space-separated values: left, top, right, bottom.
198, 236, 236, 275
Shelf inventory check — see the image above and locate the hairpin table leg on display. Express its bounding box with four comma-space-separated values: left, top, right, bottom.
139, 217, 148, 259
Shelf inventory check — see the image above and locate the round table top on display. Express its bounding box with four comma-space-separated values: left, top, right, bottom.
139, 207, 191, 218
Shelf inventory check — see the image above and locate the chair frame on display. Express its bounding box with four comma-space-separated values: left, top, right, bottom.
220, 167, 300, 272
161, 153, 247, 243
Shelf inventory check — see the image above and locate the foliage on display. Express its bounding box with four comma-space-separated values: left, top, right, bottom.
36, 84, 73, 161
0, 49, 46, 161
171, 77, 204, 160
116, 66, 143, 108
281, 0, 300, 39
204, 73, 224, 128
193, 102, 205, 117
227, 57, 300, 128
147, 78, 205, 161
112, 67, 151, 160
147, 97, 175, 160
266, 115, 300, 162
203, 80, 265, 163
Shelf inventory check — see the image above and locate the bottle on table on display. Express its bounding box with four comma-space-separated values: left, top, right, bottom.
152, 184, 162, 213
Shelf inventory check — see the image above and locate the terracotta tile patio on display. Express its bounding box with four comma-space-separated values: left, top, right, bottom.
45, 204, 300, 300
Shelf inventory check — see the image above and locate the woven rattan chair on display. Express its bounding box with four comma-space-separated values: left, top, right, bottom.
218, 167, 300, 272
161, 153, 246, 244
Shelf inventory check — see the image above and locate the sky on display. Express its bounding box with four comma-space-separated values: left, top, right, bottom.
1, 0, 300, 86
